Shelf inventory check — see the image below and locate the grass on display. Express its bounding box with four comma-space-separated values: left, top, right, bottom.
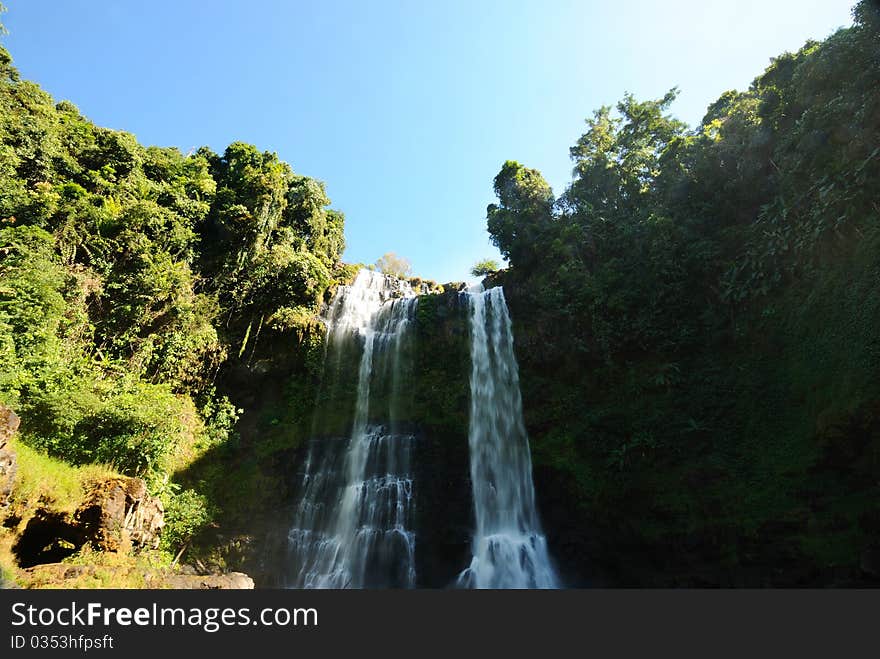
0, 437, 184, 588
9, 435, 116, 513
0, 436, 117, 587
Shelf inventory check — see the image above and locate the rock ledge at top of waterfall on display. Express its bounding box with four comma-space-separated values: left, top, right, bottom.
362, 269, 417, 301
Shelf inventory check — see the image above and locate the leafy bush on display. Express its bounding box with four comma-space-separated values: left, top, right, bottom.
160, 489, 214, 555
470, 258, 500, 278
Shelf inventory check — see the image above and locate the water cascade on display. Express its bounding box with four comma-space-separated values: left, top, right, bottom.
457, 285, 558, 588
286, 269, 418, 588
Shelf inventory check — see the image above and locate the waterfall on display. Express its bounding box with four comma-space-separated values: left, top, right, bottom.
287, 269, 418, 588
286, 273, 557, 589
457, 285, 558, 588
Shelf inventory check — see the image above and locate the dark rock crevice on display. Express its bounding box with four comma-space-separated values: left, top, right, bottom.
13, 511, 81, 568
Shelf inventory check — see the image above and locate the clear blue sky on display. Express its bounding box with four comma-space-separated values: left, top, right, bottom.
2, 1, 855, 283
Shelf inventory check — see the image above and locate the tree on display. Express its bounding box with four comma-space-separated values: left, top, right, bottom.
565, 89, 687, 220
470, 258, 500, 277
486, 160, 554, 269
375, 252, 412, 278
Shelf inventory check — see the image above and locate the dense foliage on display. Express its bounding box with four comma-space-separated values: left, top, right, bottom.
0, 39, 347, 554
470, 258, 500, 278
487, 1, 880, 584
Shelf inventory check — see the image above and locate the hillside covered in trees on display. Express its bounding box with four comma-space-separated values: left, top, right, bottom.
488, 0, 880, 584
1, 1, 878, 586
0, 15, 356, 579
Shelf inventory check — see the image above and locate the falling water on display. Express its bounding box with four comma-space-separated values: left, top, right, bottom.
457, 285, 558, 588
287, 269, 418, 588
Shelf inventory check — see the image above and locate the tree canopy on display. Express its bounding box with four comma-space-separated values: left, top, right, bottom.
0, 38, 349, 550
470, 258, 500, 278
374, 252, 412, 278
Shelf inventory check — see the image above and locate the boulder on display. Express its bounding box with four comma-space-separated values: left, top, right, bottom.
22, 563, 255, 589
0, 445, 15, 507
0, 404, 19, 449
0, 405, 19, 507
157, 571, 255, 589
74, 477, 164, 552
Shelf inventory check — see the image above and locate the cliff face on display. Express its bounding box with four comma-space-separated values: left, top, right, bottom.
408, 292, 473, 587
235, 289, 476, 588
195, 248, 880, 588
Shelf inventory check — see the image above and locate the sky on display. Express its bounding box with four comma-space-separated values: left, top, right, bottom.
1, 0, 856, 283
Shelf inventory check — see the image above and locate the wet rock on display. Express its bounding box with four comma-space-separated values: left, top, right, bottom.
74, 477, 164, 552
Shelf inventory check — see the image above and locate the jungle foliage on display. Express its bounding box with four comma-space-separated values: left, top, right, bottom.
0, 39, 347, 553
486, 1, 880, 584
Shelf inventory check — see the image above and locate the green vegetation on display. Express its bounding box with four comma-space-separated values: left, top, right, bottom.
5, 436, 115, 514
1, 0, 878, 587
485, 1, 880, 584
0, 435, 117, 583
0, 31, 347, 566
470, 258, 500, 278
160, 488, 214, 558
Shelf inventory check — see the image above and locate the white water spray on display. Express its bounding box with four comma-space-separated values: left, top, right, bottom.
458, 285, 558, 588
287, 269, 418, 588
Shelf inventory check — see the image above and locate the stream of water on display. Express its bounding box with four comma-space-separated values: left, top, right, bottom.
457, 285, 557, 588
286, 270, 418, 588
286, 273, 556, 588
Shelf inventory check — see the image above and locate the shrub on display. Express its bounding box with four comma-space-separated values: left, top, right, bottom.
160, 489, 214, 556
